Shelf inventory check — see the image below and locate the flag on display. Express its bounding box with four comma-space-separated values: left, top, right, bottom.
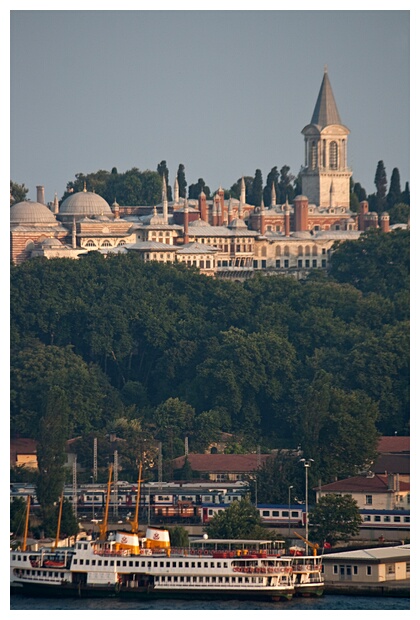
323, 542, 331, 549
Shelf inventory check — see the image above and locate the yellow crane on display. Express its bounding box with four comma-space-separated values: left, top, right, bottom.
293, 531, 319, 556
129, 461, 144, 534
98, 464, 113, 541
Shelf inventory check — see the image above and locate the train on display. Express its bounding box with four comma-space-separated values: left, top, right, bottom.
10, 482, 410, 529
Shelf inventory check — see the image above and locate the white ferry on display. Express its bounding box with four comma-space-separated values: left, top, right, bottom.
11, 527, 297, 602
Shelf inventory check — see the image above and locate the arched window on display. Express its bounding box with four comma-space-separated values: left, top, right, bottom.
329, 141, 338, 169
261, 246, 267, 257
312, 246, 318, 256
101, 240, 112, 247
275, 246, 281, 257
310, 141, 317, 169
284, 246, 290, 256
118, 240, 126, 246
85, 239, 96, 247
298, 245, 303, 256
305, 245, 311, 256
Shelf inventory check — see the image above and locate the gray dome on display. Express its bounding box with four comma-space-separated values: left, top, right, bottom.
228, 218, 248, 229
41, 237, 63, 247
60, 189, 112, 219
10, 200, 58, 226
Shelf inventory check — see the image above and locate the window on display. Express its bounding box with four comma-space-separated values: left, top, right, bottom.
353, 566, 358, 575
333, 565, 338, 574
276, 260, 281, 268
374, 515, 381, 522
298, 259, 303, 268
365, 495, 373, 505
101, 240, 112, 247
262, 510, 270, 517
312, 260, 317, 268
284, 259, 289, 268
291, 511, 299, 518
85, 240, 96, 247
305, 259, 310, 268
322, 259, 327, 268
329, 141, 338, 169
366, 566, 372, 576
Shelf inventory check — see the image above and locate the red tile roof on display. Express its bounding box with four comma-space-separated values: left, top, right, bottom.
317, 474, 409, 493
377, 436, 410, 454
10, 438, 38, 467
171, 453, 274, 473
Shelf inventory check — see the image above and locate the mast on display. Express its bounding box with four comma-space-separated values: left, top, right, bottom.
22, 495, 31, 552
99, 464, 113, 541
130, 461, 143, 533
54, 493, 64, 549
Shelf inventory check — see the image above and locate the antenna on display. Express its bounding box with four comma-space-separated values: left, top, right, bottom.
113, 450, 118, 517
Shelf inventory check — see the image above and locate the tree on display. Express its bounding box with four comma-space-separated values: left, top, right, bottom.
10, 180, 29, 205
263, 167, 279, 206
169, 525, 190, 547
229, 176, 253, 202
353, 181, 367, 203
205, 497, 269, 539
10, 497, 29, 537
386, 167, 401, 210
177, 164, 187, 199
401, 181, 410, 205
329, 229, 409, 299
309, 494, 362, 546
188, 178, 211, 199
250, 169, 263, 207
278, 165, 295, 203
388, 202, 410, 225
250, 451, 304, 505
157, 160, 172, 201
374, 160, 387, 214
36, 387, 69, 529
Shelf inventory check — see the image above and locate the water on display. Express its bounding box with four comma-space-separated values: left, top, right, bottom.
9, 594, 410, 611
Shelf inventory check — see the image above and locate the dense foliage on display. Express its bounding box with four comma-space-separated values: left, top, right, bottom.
10, 229, 409, 493
309, 494, 363, 546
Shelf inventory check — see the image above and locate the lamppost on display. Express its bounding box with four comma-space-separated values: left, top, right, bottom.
300, 458, 314, 554
288, 485, 293, 537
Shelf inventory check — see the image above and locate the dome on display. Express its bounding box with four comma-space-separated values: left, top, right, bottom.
228, 218, 248, 229
59, 189, 112, 219
41, 237, 63, 247
10, 200, 58, 226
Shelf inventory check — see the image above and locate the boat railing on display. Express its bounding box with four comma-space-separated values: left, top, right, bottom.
232, 565, 293, 575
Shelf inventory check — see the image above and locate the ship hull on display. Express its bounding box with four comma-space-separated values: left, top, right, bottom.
11, 581, 294, 602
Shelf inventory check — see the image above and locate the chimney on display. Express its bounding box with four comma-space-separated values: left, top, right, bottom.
284, 200, 290, 237
53, 193, 59, 215
199, 191, 208, 223
36, 186, 45, 205
260, 198, 266, 235
294, 195, 309, 232
380, 212, 390, 233
183, 198, 189, 244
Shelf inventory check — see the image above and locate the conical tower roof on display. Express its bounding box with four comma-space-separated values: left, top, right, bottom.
310, 68, 342, 128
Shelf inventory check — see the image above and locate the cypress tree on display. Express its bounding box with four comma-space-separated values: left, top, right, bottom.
374, 160, 387, 214
386, 168, 401, 210
177, 164, 187, 199
251, 169, 263, 207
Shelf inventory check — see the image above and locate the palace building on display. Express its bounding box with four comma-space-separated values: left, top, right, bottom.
10, 69, 402, 276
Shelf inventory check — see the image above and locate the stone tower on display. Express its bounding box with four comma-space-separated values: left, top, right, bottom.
301, 68, 351, 208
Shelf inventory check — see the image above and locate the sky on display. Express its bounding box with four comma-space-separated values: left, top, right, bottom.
8, 7, 411, 204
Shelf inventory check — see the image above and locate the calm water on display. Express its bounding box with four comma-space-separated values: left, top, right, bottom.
10, 594, 410, 611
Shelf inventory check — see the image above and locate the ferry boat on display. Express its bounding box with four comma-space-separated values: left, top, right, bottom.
11, 528, 297, 601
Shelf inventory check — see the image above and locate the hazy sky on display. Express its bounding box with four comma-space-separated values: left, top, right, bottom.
9, 9, 410, 203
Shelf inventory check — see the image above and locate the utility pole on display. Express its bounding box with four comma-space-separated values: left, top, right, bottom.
300, 458, 314, 553
72, 456, 77, 519
93, 437, 97, 482
158, 442, 163, 490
